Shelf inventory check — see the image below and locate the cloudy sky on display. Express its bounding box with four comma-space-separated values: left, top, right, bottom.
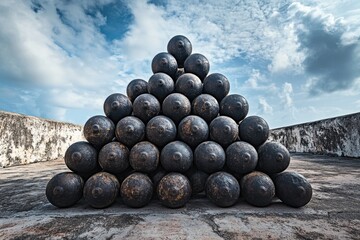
1, 0, 360, 128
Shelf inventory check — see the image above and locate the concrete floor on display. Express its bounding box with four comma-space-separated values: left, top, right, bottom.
0, 153, 359, 240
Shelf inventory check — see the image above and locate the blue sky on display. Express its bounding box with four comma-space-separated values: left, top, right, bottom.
1, 0, 360, 128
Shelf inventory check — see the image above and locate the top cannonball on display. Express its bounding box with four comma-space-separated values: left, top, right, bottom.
203, 73, 230, 103
83, 115, 115, 150
103, 93, 132, 124
126, 79, 148, 102
167, 35, 192, 68
184, 53, 210, 80
151, 52, 178, 78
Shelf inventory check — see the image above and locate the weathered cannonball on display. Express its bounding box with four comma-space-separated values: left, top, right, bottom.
160, 141, 193, 173
129, 141, 159, 173
220, 94, 249, 123
83, 172, 120, 209
115, 116, 145, 147
83, 115, 115, 149
64, 141, 98, 174
120, 173, 153, 208
98, 142, 129, 174
226, 141, 258, 175
146, 115, 177, 148
178, 115, 209, 148
175, 73, 203, 101
239, 116, 269, 147
192, 94, 219, 123
194, 141, 225, 174
167, 35, 192, 68
126, 79, 148, 102
205, 171, 240, 207
103, 93, 132, 124
162, 93, 191, 124
241, 171, 275, 207
203, 73, 230, 102
184, 53, 210, 80
132, 93, 161, 123
209, 116, 238, 148
151, 52, 178, 78
148, 73, 175, 102
257, 141, 290, 174
274, 172, 312, 208
157, 172, 192, 208
46, 172, 84, 208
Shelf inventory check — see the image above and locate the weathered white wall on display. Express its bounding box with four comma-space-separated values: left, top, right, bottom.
270, 112, 360, 158
0, 111, 84, 167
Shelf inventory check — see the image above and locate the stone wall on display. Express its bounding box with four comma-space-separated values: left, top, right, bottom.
270, 112, 360, 158
0, 111, 84, 167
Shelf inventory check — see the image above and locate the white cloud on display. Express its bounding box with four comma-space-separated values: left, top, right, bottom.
288, 2, 360, 95
258, 97, 273, 115
0, 0, 122, 121
280, 82, 293, 108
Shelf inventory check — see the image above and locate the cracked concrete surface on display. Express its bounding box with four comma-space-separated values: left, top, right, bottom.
0, 153, 359, 239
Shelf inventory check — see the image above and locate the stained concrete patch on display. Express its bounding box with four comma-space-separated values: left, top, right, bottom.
0, 154, 359, 239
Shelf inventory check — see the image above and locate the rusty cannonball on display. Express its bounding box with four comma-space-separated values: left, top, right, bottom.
175, 73, 203, 101
178, 115, 209, 148
46, 172, 84, 208
152, 52, 178, 78
239, 116, 269, 147
126, 78, 148, 102
241, 171, 275, 207
192, 94, 219, 123
146, 115, 177, 148
220, 94, 249, 123
162, 93, 191, 124
64, 141, 98, 174
184, 53, 210, 80
83, 172, 120, 209
186, 169, 209, 196
203, 73, 230, 103
115, 116, 145, 147
103, 93, 132, 124
160, 141, 193, 173
167, 35, 192, 68
129, 141, 159, 173
226, 141, 258, 175
120, 172, 153, 208
209, 116, 238, 148
194, 141, 225, 174
98, 142, 129, 174
83, 115, 115, 150
274, 172, 312, 208
148, 73, 175, 103
257, 141, 290, 174
132, 93, 161, 123
205, 171, 240, 207
157, 172, 192, 208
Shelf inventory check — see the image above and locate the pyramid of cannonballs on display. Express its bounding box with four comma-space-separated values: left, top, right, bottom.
46, 35, 312, 209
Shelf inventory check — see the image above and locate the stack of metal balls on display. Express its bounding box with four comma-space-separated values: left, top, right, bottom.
46, 35, 312, 209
